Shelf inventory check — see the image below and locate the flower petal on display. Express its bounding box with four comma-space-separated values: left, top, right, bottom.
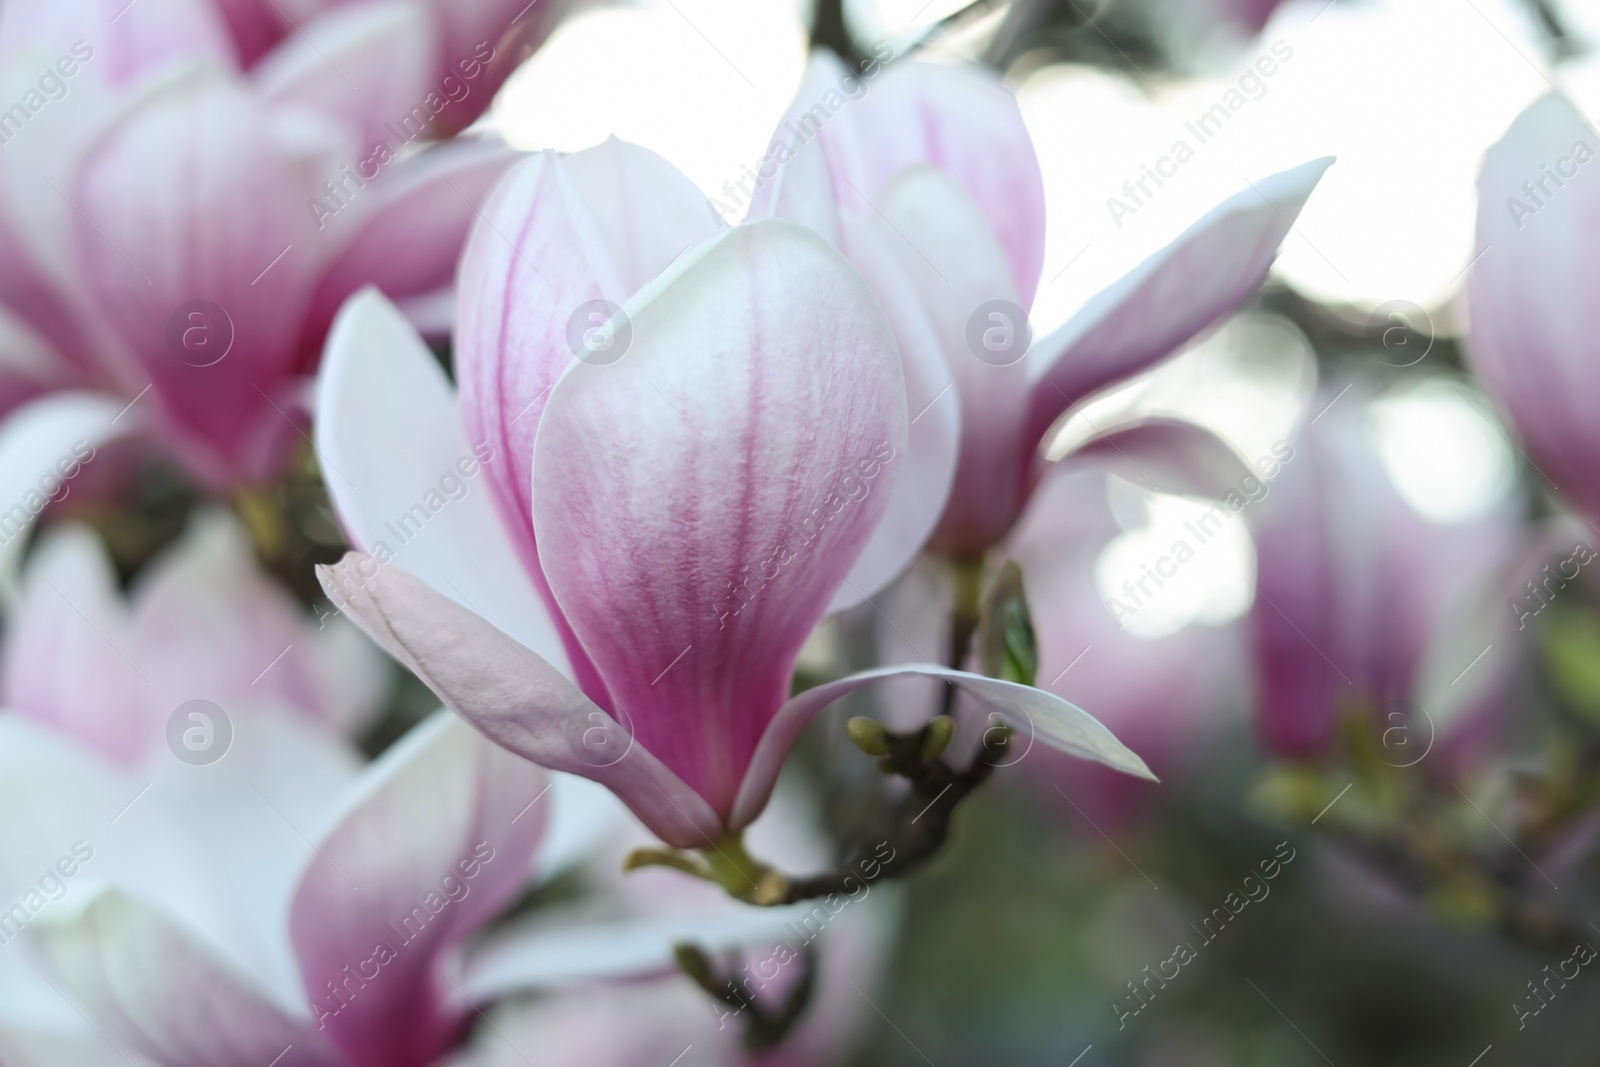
72, 78, 330, 485
306, 138, 521, 345
1466, 93, 1600, 524
252, 1, 434, 159
0, 391, 130, 606
731, 664, 1154, 831
315, 288, 570, 671
1024, 157, 1334, 451
1050, 415, 1252, 500
867, 165, 1029, 554
288, 711, 544, 1067
1, 525, 151, 765
824, 214, 959, 612
532, 219, 907, 817
316, 553, 723, 849
762, 52, 1046, 304
37, 889, 338, 1067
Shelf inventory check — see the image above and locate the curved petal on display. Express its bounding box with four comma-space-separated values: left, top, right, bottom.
305, 138, 521, 345
533, 219, 907, 817
454, 148, 624, 702
731, 664, 1154, 831
1049, 415, 1252, 500
289, 711, 545, 1067
0, 391, 131, 606
315, 554, 723, 849
1024, 157, 1334, 451
867, 165, 1028, 555
759, 52, 1046, 304
1466, 93, 1600, 524
315, 288, 570, 670
0, 6, 236, 316
824, 214, 958, 613
1, 525, 151, 765
36, 890, 339, 1067
72, 78, 328, 486
252, 1, 433, 159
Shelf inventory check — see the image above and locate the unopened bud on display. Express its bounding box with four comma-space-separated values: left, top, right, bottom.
920, 715, 955, 761
845, 716, 891, 757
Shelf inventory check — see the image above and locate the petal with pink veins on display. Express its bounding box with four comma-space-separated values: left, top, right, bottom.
1024, 157, 1334, 451
289, 710, 545, 1067
72, 79, 329, 487
316, 554, 723, 849
315, 289, 569, 671
532, 219, 907, 818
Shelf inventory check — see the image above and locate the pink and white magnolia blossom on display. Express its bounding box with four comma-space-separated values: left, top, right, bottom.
751, 53, 1333, 556
0, 707, 547, 1067
1247, 387, 1531, 762
1467, 92, 1600, 532
0, 0, 539, 559
1, 512, 387, 766
313, 137, 1152, 850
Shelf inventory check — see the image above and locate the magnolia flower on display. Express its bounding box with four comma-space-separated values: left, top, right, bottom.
0, 0, 531, 542
1247, 387, 1528, 761
1466, 92, 1600, 531
1, 512, 387, 766
751, 53, 1332, 557
0, 706, 547, 1067
313, 137, 1151, 854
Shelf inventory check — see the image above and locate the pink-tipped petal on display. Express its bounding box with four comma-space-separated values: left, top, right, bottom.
316, 554, 723, 849
764, 52, 1046, 304
1466, 94, 1600, 524
252, 1, 433, 159
532, 219, 907, 817
306, 139, 521, 345
289, 711, 545, 1067
731, 663, 1154, 830
315, 289, 570, 671
1024, 157, 1334, 450
72, 79, 328, 486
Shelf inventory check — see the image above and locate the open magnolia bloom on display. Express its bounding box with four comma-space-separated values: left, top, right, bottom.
751, 53, 1333, 557
314, 137, 1152, 875
0, 0, 540, 552
0, 707, 547, 1067
1, 512, 385, 766
1466, 92, 1600, 531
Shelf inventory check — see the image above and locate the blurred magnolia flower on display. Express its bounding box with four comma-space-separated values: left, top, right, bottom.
1247, 385, 1531, 762
1466, 92, 1600, 531
751, 53, 1331, 557
1006, 469, 1243, 829
313, 136, 1151, 856
0, 0, 545, 519
0, 511, 387, 766
0, 708, 547, 1067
